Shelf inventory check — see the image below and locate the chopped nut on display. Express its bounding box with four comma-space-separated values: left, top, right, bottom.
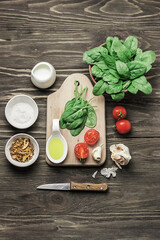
10, 138, 34, 162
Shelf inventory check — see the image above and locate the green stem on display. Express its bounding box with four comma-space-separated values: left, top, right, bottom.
82, 87, 88, 100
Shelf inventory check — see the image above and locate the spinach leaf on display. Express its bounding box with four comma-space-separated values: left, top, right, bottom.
106, 80, 123, 94
135, 50, 156, 65
124, 36, 138, 57
106, 36, 114, 55
66, 117, 84, 130
103, 74, 119, 84
61, 105, 83, 121
70, 115, 87, 136
64, 98, 76, 111
65, 108, 88, 123
144, 63, 152, 73
132, 76, 152, 94
83, 35, 156, 100
85, 105, 97, 128
122, 80, 131, 90
110, 37, 119, 59
83, 46, 107, 64
127, 83, 138, 94
136, 48, 142, 57
112, 37, 131, 62
136, 81, 152, 95
93, 80, 108, 96
127, 61, 146, 79
132, 76, 147, 86
94, 60, 109, 70
91, 65, 104, 78
60, 81, 97, 136
109, 69, 120, 79
59, 118, 66, 129
103, 54, 116, 69
111, 92, 125, 101
116, 60, 130, 79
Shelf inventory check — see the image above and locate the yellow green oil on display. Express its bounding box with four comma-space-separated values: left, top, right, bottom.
48, 137, 64, 160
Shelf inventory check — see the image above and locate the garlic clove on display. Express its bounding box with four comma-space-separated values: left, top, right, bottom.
92, 170, 98, 179
92, 144, 103, 162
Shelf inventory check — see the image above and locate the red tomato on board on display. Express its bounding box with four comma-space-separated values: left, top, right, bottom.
116, 119, 131, 134
112, 106, 127, 120
74, 143, 89, 162
84, 129, 100, 145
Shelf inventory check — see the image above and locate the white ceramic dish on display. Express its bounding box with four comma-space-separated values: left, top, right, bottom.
5, 94, 38, 129
31, 62, 56, 89
46, 119, 68, 164
5, 133, 39, 167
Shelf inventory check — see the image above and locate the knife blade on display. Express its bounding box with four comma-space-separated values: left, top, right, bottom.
37, 181, 108, 192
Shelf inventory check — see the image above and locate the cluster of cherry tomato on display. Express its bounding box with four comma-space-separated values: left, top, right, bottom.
74, 129, 99, 162
112, 106, 131, 134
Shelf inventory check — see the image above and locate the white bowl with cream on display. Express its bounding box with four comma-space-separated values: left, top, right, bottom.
31, 62, 56, 89
5, 95, 38, 129
5, 133, 39, 167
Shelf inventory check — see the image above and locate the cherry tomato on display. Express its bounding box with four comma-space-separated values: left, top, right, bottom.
116, 119, 131, 134
112, 106, 127, 120
74, 143, 89, 162
84, 129, 100, 145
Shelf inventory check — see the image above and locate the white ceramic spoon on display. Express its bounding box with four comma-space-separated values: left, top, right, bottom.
46, 119, 68, 164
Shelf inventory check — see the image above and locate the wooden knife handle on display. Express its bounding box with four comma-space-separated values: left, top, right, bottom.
70, 182, 108, 191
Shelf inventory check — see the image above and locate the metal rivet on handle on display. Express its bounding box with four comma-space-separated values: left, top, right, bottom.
87, 185, 90, 189
100, 187, 103, 190
74, 186, 76, 189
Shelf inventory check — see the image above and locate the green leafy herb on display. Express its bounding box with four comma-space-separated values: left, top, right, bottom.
91, 65, 104, 78
106, 80, 123, 94
83, 46, 107, 65
116, 60, 130, 79
122, 80, 131, 90
124, 36, 138, 57
127, 61, 147, 79
111, 92, 125, 101
60, 81, 97, 136
83, 35, 156, 100
127, 83, 138, 94
93, 80, 108, 96
85, 105, 97, 128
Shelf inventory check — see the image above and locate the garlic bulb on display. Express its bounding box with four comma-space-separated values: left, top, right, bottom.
110, 144, 131, 169
92, 144, 104, 162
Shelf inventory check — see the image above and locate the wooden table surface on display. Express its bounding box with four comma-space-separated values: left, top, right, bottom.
0, 0, 160, 239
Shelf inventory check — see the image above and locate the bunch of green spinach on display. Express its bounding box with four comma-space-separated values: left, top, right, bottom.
83, 36, 156, 100
60, 81, 97, 136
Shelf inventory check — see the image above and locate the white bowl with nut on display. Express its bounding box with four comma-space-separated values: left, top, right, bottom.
5, 133, 39, 167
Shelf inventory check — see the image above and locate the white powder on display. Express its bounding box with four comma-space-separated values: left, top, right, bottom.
11, 103, 34, 125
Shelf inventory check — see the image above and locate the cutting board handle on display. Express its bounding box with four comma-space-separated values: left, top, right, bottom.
70, 181, 108, 191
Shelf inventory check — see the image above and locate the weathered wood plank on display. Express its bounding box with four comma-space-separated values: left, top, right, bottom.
0, 214, 160, 240
0, 0, 160, 239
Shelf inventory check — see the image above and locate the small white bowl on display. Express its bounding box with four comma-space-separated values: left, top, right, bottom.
5, 95, 39, 129
5, 133, 39, 167
31, 62, 56, 89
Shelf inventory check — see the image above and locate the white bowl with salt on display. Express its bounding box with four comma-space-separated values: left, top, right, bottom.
5, 94, 39, 129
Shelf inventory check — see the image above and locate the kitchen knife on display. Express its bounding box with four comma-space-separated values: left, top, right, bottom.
37, 181, 108, 192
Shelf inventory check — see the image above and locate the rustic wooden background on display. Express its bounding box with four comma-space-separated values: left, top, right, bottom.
0, 0, 160, 239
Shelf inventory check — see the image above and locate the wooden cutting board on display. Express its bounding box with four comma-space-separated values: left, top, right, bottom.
46, 73, 106, 166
